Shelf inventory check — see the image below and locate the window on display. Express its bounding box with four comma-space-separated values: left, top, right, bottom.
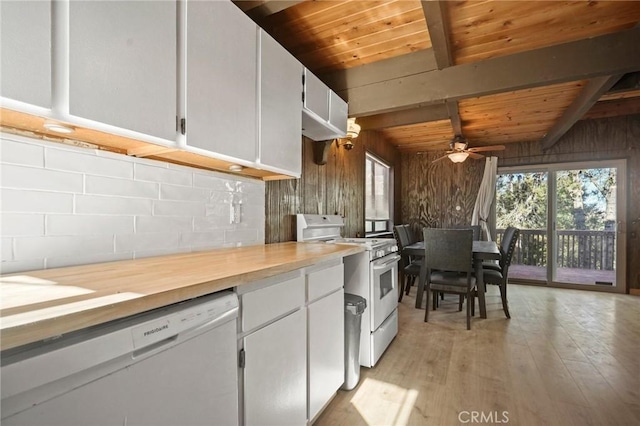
365, 153, 392, 234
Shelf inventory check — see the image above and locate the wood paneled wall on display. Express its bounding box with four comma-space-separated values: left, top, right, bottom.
265, 130, 401, 242
400, 115, 640, 290
400, 151, 485, 236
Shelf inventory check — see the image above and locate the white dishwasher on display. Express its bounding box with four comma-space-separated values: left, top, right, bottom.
1, 291, 239, 426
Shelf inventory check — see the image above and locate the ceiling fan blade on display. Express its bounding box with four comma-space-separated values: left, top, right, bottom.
468, 152, 485, 160
467, 145, 506, 152
432, 154, 450, 163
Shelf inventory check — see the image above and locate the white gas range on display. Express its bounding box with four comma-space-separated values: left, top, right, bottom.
297, 214, 400, 368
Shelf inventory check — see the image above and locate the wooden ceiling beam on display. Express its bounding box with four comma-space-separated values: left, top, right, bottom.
357, 104, 449, 130
541, 75, 622, 151
607, 71, 640, 95
321, 49, 437, 93
420, 1, 452, 70
341, 27, 640, 117
581, 96, 640, 121
420, 1, 462, 136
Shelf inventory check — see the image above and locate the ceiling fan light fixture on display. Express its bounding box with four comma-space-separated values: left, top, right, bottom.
448, 152, 469, 163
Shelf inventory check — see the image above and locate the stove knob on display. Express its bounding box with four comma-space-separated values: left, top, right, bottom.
376, 250, 384, 258
391, 246, 398, 252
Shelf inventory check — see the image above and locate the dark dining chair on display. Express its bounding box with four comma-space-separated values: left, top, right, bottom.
393, 225, 422, 302
422, 228, 476, 330
483, 226, 518, 271
453, 224, 481, 241
482, 227, 519, 318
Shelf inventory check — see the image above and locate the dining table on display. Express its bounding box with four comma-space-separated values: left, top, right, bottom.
403, 240, 501, 319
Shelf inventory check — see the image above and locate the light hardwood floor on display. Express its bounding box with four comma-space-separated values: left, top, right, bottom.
315, 285, 640, 426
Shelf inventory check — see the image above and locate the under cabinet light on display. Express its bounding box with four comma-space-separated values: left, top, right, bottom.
43, 122, 74, 134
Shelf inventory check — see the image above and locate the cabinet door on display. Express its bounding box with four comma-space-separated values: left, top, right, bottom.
244, 309, 306, 426
186, 0, 258, 164
259, 31, 303, 175
303, 69, 329, 121
308, 289, 344, 420
329, 91, 348, 135
0, 0, 51, 108
69, 1, 176, 140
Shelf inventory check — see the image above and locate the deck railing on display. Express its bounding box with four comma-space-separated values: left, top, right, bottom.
496, 228, 616, 271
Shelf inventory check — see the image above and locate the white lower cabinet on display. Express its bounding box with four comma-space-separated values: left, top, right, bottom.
239, 260, 345, 425
307, 262, 345, 422
243, 309, 307, 426
308, 289, 344, 421
238, 272, 307, 426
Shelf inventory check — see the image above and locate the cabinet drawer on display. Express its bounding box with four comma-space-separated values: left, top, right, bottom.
242, 276, 305, 332
307, 264, 344, 302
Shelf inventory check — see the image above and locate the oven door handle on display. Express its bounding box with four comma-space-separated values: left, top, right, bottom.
372, 255, 401, 269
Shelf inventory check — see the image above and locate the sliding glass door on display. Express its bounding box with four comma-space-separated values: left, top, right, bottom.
496, 160, 627, 293
495, 171, 548, 282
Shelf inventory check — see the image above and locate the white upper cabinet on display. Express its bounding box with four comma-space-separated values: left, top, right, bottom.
259, 30, 303, 176
185, 0, 258, 165
68, 1, 177, 140
329, 90, 348, 135
303, 69, 329, 122
0, 0, 51, 108
302, 68, 348, 141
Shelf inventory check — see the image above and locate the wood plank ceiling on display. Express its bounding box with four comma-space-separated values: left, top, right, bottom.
236, 0, 640, 153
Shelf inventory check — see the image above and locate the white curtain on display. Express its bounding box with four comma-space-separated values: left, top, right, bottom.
471, 157, 498, 241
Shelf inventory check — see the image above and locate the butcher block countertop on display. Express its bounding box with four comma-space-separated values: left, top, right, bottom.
0, 242, 363, 351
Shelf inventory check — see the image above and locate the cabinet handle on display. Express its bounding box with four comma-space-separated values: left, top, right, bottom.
238, 348, 245, 368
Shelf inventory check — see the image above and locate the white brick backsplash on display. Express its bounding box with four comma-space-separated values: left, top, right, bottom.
194, 216, 230, 232
180, 231, 225, 248
47, 215, 134, 236
225, 229, 259, 244
75, 195, 153, 216
1, 259, 45, 274
1, 139, 44, 167
154, 200, 204, 217
46, 252, 133, 269
193, 173, 234, 191
1, 214, 45, 237
47, 148, 134, 179
135, 216, 193, 234
14, 235, 114, 260
1, 164, 83, 192
1, 134, 265, 273
2, 238, 14, 261
86, 175, 159, 199
1, 189, 74, 213
160, 183, 210, 202
133, 247, 191, 259
115, 233, 180, 253
135, 163, 192, 186
205, 192, 232, 217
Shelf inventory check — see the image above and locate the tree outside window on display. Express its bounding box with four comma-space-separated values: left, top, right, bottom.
365, 153, 391, 234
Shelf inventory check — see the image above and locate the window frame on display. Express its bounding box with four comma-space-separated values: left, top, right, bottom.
365, 152, 393, 236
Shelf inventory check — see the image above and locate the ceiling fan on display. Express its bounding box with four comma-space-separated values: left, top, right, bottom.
433, 135, 505, 163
